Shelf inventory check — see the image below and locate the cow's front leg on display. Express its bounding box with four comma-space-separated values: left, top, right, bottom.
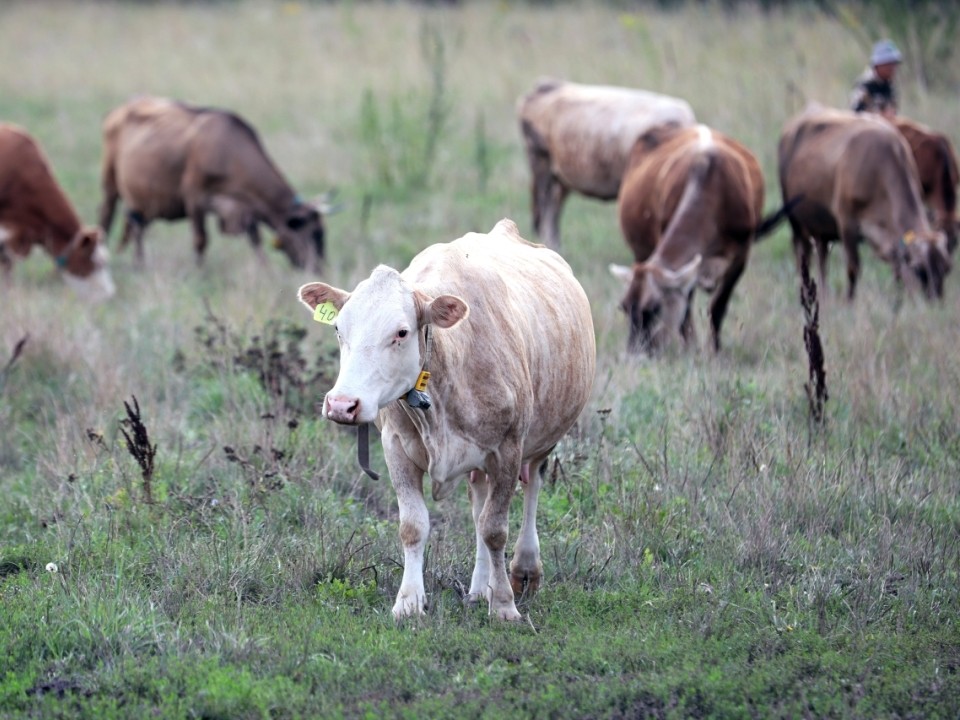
466, 470, 492, 606
384, 432, 430, 619
480, 449, 523, 621
510, 459, 544, 597
246, 223, 268, 264
189, 209, 209, 265
840, 228, 861, 301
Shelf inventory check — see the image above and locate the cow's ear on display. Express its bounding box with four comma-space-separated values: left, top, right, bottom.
298, 282, 349, 312
608, 263, 634, 285
422, 294, 469, 329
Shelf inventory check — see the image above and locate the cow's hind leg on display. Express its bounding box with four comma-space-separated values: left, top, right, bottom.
120, 211, 148, 267
510, 456, 547, 599
479, 446, 524, 621
538, 179, 568, 251
815, 238, 831, 296
98, 182, 120, 241
708, 255, 746, 352
525, 140, 567, 249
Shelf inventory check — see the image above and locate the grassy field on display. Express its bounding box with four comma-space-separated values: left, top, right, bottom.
2, 1, 959, 717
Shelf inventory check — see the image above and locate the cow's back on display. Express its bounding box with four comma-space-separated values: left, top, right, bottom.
401, 219, 595, 459
519, 80, 695, 199
619, 129, 702, 260
0, 124, 80, 245
619, 126, 763, 259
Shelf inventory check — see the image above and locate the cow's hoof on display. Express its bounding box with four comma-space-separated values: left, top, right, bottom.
463, 592, 484, 609
392, 594, 426, 620
492, 604, 523, 622
509, 566, 542, 597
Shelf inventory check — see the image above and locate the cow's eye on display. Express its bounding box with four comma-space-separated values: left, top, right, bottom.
398, 329, 409, 339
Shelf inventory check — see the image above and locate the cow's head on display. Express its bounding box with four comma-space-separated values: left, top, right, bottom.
903, 230, 952, 300
58, 227, 116, 302
298, 266, 468, 424
609, 255, 701, 353
277, 200, 325, 271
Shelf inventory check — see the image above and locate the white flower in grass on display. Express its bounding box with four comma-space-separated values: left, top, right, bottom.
45, 562, 58, 573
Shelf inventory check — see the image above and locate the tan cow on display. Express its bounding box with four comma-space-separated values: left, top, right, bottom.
893, 116, 959, 255
298, 219, 596, 621
779, 105, 951, 300
98, 96, 325, 270
0, 124, 115, 300
609, 125, 791, 353
517, 78, 696, 249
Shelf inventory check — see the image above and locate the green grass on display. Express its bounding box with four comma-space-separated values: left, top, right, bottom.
2, 1, 960, 717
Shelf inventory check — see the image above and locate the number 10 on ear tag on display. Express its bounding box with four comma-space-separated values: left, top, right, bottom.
313, 301, 339, 325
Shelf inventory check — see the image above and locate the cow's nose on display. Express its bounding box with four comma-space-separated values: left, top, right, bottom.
325, 394, 360, 424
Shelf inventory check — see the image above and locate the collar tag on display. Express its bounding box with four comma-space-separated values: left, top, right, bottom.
414, 370, 430, 391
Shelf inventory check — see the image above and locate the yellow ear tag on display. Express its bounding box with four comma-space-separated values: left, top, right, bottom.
903, 230, 917, 245
313, 301, 339, 325
272, 236, 283, 249
414, 370, 431, 391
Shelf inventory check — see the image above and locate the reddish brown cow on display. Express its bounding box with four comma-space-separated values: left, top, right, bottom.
98, 96, 325, 270
894, 116, 959, 255
0, 124, 115, 300
609, 125, 791, 353
779, 105, 951, 300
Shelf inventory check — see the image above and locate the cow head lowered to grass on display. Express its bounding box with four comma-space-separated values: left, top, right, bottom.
610, 124, 793, 354
298, 219, 596, 621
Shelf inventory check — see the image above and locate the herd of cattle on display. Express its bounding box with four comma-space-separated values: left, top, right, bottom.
2, 81, 957, 619
2, 80, 955, 351
519, 79, 956, 351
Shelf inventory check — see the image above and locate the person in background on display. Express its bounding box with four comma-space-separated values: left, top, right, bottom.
850, 39, 903, 119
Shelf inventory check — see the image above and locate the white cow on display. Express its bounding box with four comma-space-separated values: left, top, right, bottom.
518, 78, 696, 249
298, 219, 596, 620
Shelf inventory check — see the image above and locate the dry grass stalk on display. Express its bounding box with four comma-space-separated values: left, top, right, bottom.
119, 395, 157, 504
800, 261, 829, 427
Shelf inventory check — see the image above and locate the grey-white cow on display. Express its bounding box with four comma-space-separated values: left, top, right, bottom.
298, 219, 596, 620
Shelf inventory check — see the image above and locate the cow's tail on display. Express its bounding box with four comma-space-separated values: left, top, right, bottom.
754, 194, 804, 241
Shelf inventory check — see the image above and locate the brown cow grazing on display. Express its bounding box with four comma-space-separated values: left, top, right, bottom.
517, 78, 695, 249
298, 219, 596, 621
98, 96, 325, 270
779, 105, 951, 300
609, 125, 791, 353
0, 124, 115, 301
893, 116, 959, 255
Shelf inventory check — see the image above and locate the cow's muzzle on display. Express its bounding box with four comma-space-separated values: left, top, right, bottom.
324, 394, 360, 424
